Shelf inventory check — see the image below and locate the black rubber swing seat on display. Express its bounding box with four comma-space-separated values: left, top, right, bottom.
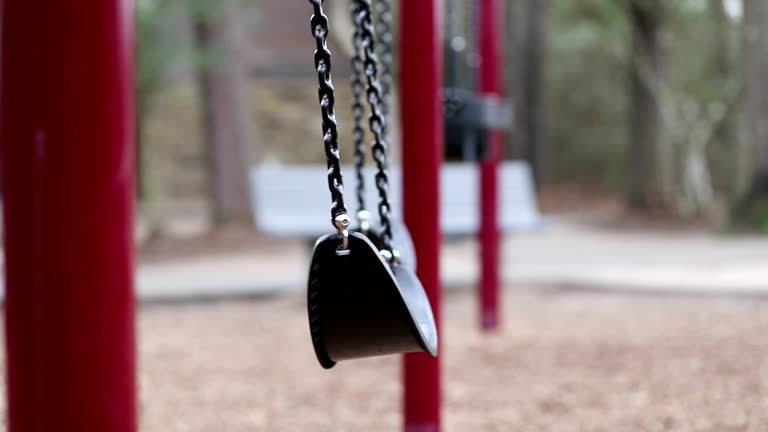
307, 231, 438, 369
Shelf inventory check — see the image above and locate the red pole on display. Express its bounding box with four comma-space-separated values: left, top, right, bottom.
478, 0, 503, 330
401, 0, 443, 431
1, 1, 137, 431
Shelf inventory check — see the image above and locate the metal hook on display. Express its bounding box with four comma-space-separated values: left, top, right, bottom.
334, 214, 352, 255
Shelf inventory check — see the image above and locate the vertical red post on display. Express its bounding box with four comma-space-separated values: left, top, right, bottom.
401, 0, 443, 431
478, 0, 503, 330
1, 1, 137, 431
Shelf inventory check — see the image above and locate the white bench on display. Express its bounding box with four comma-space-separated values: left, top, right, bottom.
250, 161, 541, 236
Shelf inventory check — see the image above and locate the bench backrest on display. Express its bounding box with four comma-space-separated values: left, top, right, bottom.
250, 162, 540, 236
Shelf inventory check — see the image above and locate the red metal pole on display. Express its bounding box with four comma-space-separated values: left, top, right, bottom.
1, 1, 137, 431
478, 0, 503, 331
401, 0, 443, 431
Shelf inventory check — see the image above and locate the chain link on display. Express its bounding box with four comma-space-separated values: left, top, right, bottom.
351, 0, 393, 226
353, 0, 394, 253
308, 0, 348, 226
350, 0, 368, 219
375, 0, 393, 136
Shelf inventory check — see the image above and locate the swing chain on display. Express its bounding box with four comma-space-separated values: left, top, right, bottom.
351, 0, 393, 234
375, 0, 393, 131
308, 0, 350, 238
353, 0, 395, 255
350, 0, 369, 230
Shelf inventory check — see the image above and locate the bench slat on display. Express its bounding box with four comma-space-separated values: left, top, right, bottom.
250, 162, 540, 236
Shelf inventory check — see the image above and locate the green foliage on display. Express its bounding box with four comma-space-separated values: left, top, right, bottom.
664, 1, 742, 207
727, 201, 768, 233
136, 0, 185, 113
547, 0, 629, 188
136, 0, 231, 114
135, 0, 229, 205
546, 0, 740, 196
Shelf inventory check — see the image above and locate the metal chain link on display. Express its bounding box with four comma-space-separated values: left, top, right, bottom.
308, 0, 349, 229
374, 0, 393, 136
353, 0, 394, 253
350, 0, 368, 224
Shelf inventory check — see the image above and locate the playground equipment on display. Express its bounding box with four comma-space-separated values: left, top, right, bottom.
443, 0, 511, 162
348, 0, 416, 270
0, 0, 483, 430
248, 1, 534, 338
478, 0, 505, 331
1, 1, 137, 431
444, 0, 507, 330
305, 0, 438, 368
400, 1, 443, 429
443, 88, 512, 161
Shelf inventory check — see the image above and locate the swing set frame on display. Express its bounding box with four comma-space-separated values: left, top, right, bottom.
0, 0, 502, 431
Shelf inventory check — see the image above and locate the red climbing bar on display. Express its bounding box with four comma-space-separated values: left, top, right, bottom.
1, 1, 137, 431
401, 0, 443, 431
478, 0, 503, 330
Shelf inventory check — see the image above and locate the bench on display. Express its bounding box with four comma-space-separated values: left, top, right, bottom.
250, 161, 541, 236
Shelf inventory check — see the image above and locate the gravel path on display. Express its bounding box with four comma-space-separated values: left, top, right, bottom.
135, 289, 768, 431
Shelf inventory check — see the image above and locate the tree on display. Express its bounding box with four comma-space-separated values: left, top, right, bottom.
736, 0, 768, 221
505, 0, 549, 186
192, 0, 254, 225
709, 0, 732, 90
627, 0, 665, 210
706, 0, 739, 198
137, 0, 186, 200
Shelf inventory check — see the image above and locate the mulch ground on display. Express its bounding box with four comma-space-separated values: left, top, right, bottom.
132, 288, 768, 432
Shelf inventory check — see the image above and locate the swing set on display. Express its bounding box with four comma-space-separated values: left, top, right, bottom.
0, 0, 503, 430
305, 0, 437, 368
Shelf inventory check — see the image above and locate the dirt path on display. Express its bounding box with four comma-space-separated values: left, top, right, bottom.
132, 289, 768, 431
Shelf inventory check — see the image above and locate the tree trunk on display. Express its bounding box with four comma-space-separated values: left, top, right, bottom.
738, 0, 768, 215
505, 0, 548, 187
627, 0, 664, 210
709, 0, 731, 80
707, 0, 737, 195
193, 2, 254, 226
504, 0, 525, 160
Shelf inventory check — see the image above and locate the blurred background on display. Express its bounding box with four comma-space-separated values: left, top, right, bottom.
99, 0, 768, 430
137, 0, 768, 230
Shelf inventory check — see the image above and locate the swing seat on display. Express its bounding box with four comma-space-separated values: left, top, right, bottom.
307, 231, 438, 369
